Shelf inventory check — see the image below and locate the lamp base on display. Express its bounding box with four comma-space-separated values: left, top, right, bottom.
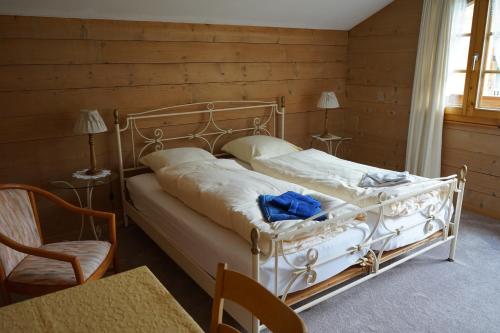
85, 168, 101, 175
319, 131, 333, 139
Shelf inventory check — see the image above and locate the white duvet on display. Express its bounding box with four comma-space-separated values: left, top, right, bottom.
251, 149, 449, 217
154, 159, 367, 254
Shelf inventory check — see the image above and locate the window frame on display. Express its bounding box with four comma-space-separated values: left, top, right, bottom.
444, 0, 500, 126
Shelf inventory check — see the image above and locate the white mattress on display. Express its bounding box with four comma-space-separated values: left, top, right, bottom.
126, 173, 369, 295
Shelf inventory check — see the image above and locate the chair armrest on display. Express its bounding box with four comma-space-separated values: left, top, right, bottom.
42, 191, 117, 245
0, 233, 85, 284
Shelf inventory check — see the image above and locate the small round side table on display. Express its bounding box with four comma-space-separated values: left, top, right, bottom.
310, 133, 352, 157
50, 169, 117, 240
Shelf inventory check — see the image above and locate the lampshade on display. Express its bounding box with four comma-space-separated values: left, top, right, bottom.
73, 109, 108, 134
317, 91, 340, 109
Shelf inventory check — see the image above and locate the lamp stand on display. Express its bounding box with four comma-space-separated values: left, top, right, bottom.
86, 133, 99, 175
320, 108, 331, 138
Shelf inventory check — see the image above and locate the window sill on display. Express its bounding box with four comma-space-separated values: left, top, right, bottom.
444, 113, 500, 128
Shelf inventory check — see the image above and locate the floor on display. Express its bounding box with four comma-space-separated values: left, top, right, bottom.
115, 209, 500, 333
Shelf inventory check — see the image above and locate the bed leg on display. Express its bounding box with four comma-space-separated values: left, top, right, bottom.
114, 109, 129, 228
448, 165, 467, 262
251, 228, 261, 333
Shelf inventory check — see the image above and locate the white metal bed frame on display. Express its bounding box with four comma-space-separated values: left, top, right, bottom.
113, 97, 467, 333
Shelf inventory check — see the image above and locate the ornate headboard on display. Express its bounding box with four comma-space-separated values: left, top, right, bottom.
114, 97, 285, 173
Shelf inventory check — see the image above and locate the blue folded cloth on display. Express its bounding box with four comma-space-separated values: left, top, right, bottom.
258, 191, 327, 223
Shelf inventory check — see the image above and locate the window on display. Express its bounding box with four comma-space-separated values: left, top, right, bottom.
445, 0, 500, 125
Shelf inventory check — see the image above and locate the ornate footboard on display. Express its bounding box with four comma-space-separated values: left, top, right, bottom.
249, 167, 467, 332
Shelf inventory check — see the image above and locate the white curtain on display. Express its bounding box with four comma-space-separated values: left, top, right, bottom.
405, 0, 465, 177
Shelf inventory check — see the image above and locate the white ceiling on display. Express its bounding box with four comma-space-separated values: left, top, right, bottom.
0, 0, 393, 30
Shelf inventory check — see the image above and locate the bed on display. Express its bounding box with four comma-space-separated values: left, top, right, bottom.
113, 98, 467, 332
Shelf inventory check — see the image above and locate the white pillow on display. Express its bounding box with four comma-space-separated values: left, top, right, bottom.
140, 147, 215, 172
221, 135, 301, 163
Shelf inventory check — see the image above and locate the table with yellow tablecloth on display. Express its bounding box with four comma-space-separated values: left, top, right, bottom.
0, 266, 204, 333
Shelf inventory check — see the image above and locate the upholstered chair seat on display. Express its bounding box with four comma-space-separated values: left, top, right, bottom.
0, 184, 118, 304
8, 241, 112, 286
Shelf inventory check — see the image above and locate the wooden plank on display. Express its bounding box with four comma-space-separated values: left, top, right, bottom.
462, 189, 500, 219
345, 111, 409, 140
0, 78, 345, 119
0, 149, 114, 185
346, 85, 412, 105
348, 35, 419, 54
350, 0, 423, 37
348, 143, 406, 170
444, 121, 500, 136
347, 101, 411, 117
442, 164, 500, 197
443, 127, 500, 156
348, 66, 415, 87
0, 39, 347, 65
0, 62, 347, 91
348, 52, 417, 70
0, 15, 348, 46
379, 231, 444, 263
285, 265, 369, 306
442, 147, 500, 177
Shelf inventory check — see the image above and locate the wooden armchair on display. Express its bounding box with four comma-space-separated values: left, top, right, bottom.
210, 263, 307, 333
0, 184, 117, 305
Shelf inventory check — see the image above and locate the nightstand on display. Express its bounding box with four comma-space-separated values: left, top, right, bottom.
50, 169, 117, 240
310, 133, 352, 157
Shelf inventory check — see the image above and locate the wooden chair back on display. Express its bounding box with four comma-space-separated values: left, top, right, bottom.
210, 263, 307, 333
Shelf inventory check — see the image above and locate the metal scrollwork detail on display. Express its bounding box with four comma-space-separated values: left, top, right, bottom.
304, 248, 319, 285
253, 117, 262, 134
424, 220, 434, 233
153, 128, 164, 151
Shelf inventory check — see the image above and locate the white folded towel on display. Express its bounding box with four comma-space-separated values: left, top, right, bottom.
359, 171, 412, 188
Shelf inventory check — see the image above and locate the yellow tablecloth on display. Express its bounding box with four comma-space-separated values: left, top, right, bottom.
0, 266, 204, 333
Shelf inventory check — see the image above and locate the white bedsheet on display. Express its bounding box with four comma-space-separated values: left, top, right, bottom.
127, 173, 369, 295
154, 158, 363, 254
251, 149, 450, 217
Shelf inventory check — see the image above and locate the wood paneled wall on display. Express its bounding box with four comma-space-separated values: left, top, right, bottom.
442, 123, 500, 219
0, 15, 347, 240
346, 0, 423, 170
347, 0, 500, 220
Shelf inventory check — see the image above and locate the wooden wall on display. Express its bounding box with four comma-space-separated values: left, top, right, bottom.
442, 123, 500, 219
346, 0, 423, 170
347, 0, 500, 220
0, 15, 348, 240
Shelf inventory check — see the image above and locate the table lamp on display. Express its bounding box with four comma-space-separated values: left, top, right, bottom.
74, 109, 108, 175
317, 91, 340, 138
